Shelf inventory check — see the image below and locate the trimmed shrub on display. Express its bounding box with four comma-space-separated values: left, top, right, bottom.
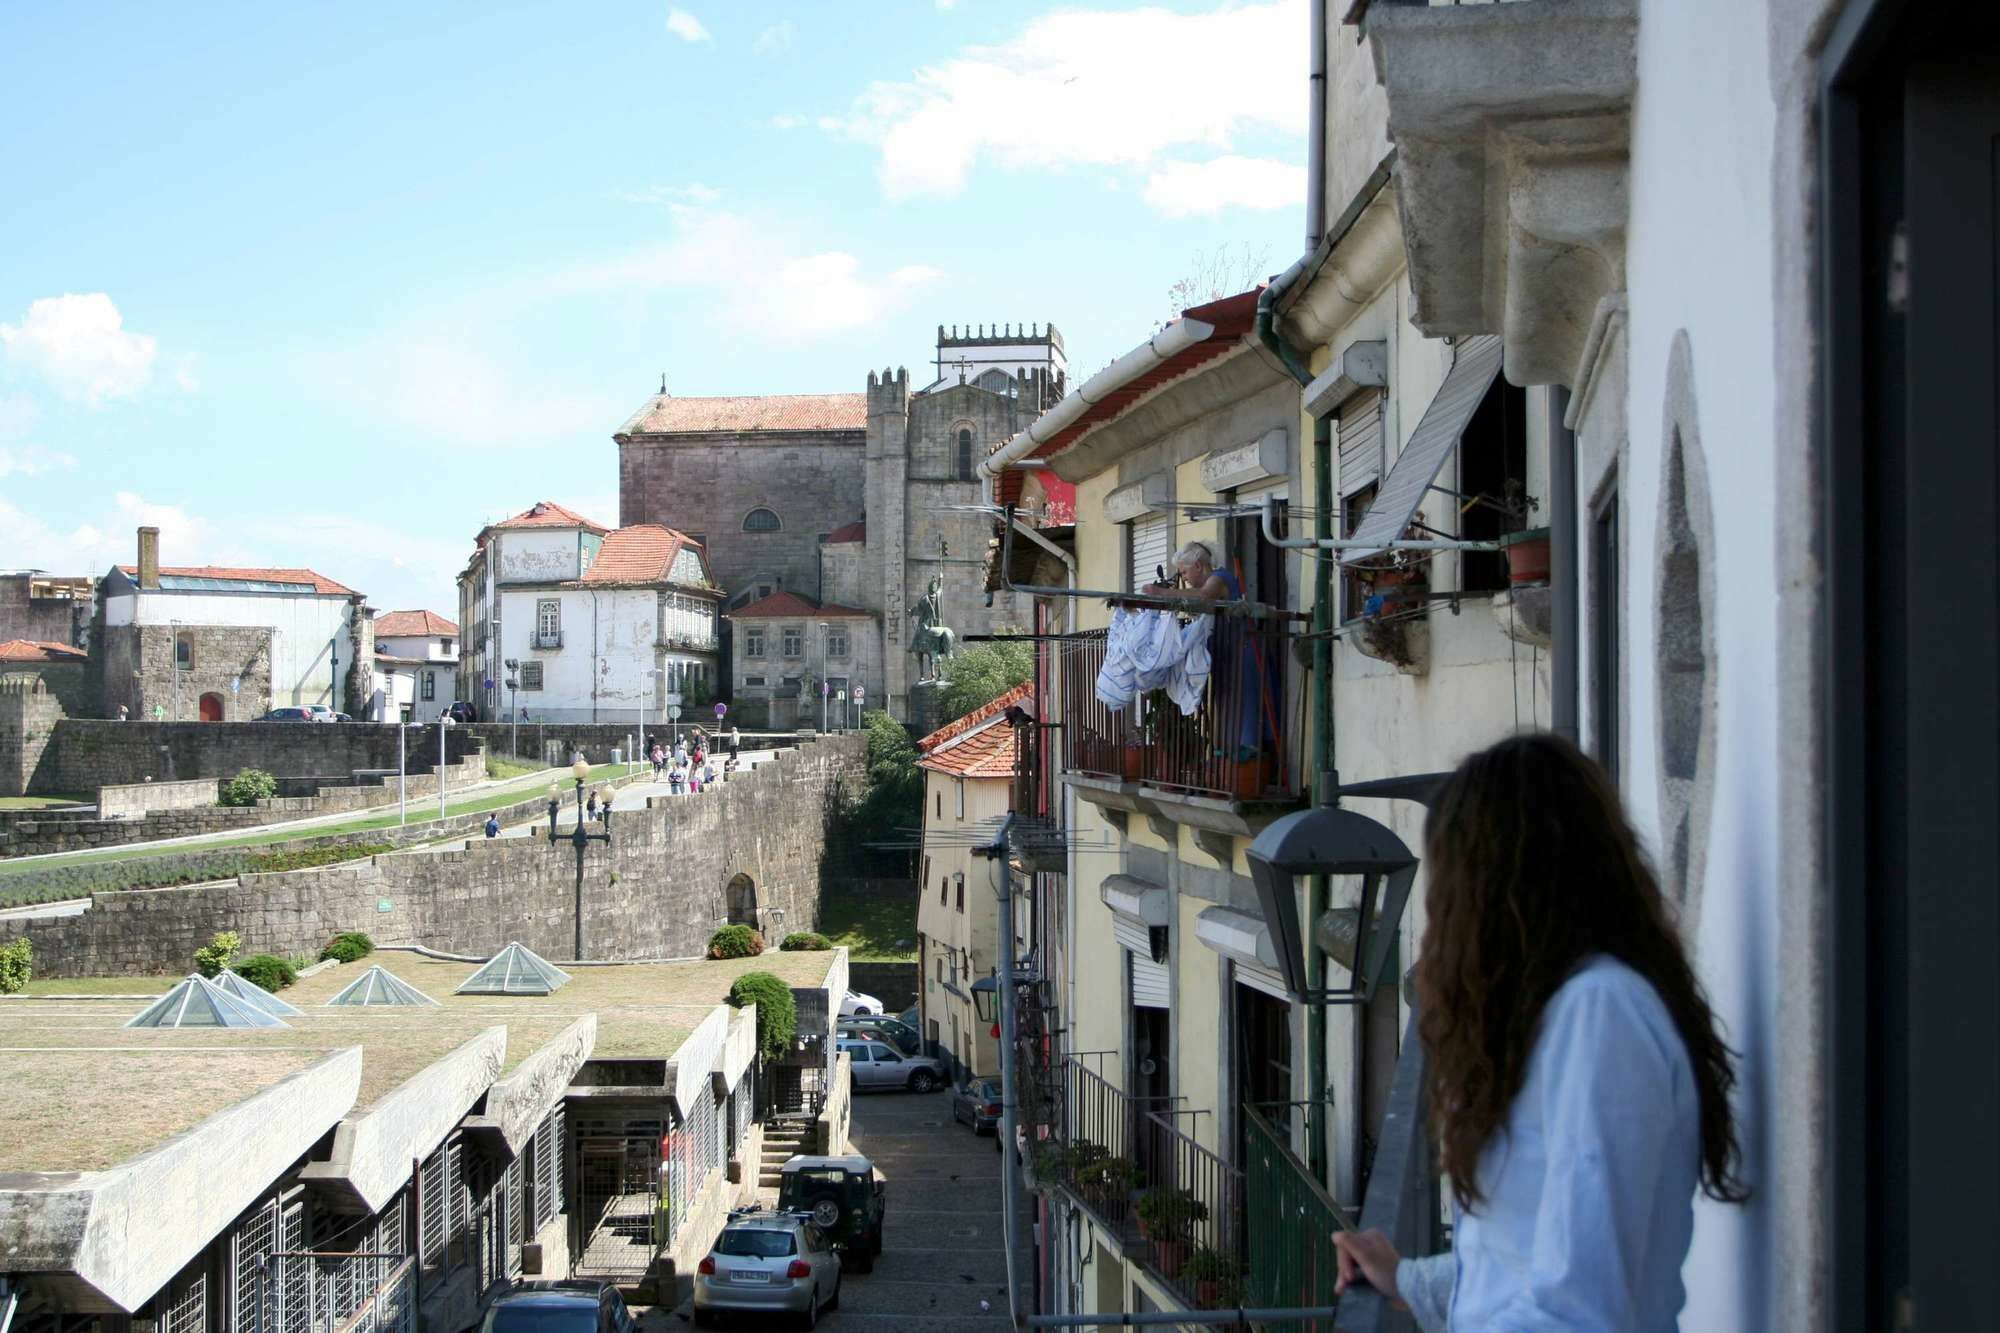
234, 953, 298, 992
319, 931, 375, 964
707, 924, 765, 959
0, 937, 31, 994
728, 971, 798, 1061
220, 768, 278, 808
193, 930, 241, 978
779, 931, 831, 951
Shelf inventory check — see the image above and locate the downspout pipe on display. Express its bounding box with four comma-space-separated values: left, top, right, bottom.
1550, 387, 1580, 740
1306, 0, 1326, 251
975, 817, 1030, 1328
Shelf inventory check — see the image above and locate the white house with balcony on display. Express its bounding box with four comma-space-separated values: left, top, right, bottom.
369, 609, 459, 723
456, 501, 719, 724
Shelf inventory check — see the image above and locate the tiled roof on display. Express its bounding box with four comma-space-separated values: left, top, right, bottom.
824, 520, 867, 544
917, 683, 1032, 779
726, 590, 874, 620
116, 565, 357, 596
0, 639, 87, 663
373, 610, 458, 638
485, 501, 610, 534
573, 525, 710, 587
918, 681, 1033, 753
618, 393, 868, 436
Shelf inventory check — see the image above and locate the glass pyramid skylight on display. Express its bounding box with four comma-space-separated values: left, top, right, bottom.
455, 942, 572, 996
213, 968, 306, 1018
125, 974, 291, 1029
324, 964, 440, 1007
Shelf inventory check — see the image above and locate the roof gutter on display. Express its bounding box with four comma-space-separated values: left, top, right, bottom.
977, 316, 1217, 506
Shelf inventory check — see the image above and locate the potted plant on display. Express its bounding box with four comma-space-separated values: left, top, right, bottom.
1074, 1154, 1140, 1209
1499, 525, 1553, 584
1181, 1248, 1243, 1307
1135, 1188, 1208, 1278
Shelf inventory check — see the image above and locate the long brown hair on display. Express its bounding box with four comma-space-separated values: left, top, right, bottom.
1414, 732, 1748, 1211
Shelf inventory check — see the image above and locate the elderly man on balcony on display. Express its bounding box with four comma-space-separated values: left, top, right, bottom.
1142, 541, 1275, 766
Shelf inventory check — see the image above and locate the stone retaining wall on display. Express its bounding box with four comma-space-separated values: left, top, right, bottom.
23, 720, 485, 795
98, 777, 220, 820
2, 734, 869, 976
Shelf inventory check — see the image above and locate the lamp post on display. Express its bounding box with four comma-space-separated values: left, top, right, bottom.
817, 621, 829, 733
505, 659, 520, 759
546, 757, 612, 960
437, 713, 451, 820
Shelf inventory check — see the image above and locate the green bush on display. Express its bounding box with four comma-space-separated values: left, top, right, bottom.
779, 931, 830, 951
707, 924, 765, 959
193, 930, 241, 978
319, 931, 375, 963
0, 937, 31, 994
728, 971, 798, 1061
934, 641, 1033, 725
233, 953, 297, 992
219, 769, 278, 808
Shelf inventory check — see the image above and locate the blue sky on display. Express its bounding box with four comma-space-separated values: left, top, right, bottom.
0, 0, 1306, 615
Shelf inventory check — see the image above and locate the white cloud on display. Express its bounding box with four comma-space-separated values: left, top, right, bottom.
612, 182, 723, 208
665, 8, 709, 42
770, 113, 808, 130
317, 330, 621, 449
549, 201, 943, 340
0, 491, 222, 578
825, 1, 1303, 202
0, 392, 38, 442
0, 445, 78, 478
0, 293, 159, 404
1142, 154, 1306, 217
754, 21, 794, 54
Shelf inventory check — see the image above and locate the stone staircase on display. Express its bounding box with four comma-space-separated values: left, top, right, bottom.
757, 1121, 811, 1192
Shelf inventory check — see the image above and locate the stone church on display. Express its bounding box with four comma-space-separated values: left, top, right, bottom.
614, 324, 1065, 725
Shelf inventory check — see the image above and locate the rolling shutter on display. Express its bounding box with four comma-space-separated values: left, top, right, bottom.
1128, 512, 1173, 591
1337, 389, 1385, 497
1114, 915, 1170, 1009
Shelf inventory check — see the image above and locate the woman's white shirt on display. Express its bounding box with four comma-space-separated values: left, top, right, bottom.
1431, 955, 1701, 1332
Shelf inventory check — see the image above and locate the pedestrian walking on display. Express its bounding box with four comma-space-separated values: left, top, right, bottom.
1330, 734, 1748, 1330
116, 703, 129, 721
585, 790, 599, 821
669, 764, 684, 795
729, 725, 740, 758
483, 814, 500, 839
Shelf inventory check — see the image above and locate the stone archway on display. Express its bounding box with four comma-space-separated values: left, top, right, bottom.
726, 873, 758, 927
1655, 331, 1719, 926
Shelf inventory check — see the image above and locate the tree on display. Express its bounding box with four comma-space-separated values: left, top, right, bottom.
1164, 243, 1273, 321
936, 641, 1033, 725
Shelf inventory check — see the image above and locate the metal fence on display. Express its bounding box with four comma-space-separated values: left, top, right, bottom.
761, 1060, 827, 1120
1132, 1110, 1245, 1311
1038, 1059, 1146, 1231
253, 1255, 414, 1333
1059, 618, 1300, 801
1333, 1014, 1441, 1333
1245, 1106, 1346, 1331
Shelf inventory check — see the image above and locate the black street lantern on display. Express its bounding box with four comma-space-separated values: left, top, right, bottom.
971, 973, 998, 1024
1247, 799, 1418, 1004
546, 757, 612, 960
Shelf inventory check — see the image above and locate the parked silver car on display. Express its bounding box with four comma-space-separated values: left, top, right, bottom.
693, 1211, 841, 1328
837, 1038, 945, 1093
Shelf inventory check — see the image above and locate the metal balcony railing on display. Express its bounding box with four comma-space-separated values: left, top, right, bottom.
1132, 1109, 1246, 1312
1059, 616, 1300, 802
533, 632, 563, 650
1332, 1013, 1443, 1333
1036, 1058, 1149, 1231
1245, 1106, 1346, 1332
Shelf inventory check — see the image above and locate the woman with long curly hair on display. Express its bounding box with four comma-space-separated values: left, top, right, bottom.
1332, 732, 1748, 1330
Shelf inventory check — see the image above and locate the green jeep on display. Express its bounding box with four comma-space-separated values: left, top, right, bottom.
776, 1154, 886, 1272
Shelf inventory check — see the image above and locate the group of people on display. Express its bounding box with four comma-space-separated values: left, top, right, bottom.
648, 724, 740, 796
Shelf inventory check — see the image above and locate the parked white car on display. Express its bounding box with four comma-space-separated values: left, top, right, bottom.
693, 1211, 841, 1328
839, 989, 884, 1016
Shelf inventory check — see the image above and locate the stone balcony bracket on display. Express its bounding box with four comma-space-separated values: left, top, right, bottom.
1367, 0, 1637, 390
1064, 771, 1301, 858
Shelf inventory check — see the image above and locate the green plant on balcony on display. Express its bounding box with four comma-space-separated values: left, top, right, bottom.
1074, 1154, 1141, 1208
1136, 1187, 1208, 1278
1182, 1248, 1243, 1308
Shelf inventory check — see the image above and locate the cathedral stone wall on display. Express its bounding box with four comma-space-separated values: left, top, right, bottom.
617, 429, 865, 606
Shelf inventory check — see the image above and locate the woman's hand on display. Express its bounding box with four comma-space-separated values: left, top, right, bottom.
1332, 1229, 1405, 1306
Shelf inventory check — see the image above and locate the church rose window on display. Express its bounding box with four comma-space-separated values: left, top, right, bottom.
743, 508, 782, 532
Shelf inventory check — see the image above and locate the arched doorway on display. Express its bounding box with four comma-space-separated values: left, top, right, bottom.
726, 873, 757, 927
198, 692, 224, 722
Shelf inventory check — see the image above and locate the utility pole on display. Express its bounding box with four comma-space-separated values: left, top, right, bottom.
437, 715, 449, 820
398, 723, 407, 825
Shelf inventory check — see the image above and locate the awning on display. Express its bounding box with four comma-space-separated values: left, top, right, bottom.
1344, 333, 1503, 555
1101, 873, 1171, 927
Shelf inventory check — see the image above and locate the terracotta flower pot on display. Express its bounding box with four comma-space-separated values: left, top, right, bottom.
1501, 528, 1553, 584
1121, 746, 1146, 781
1151, 1238, 1190, 1279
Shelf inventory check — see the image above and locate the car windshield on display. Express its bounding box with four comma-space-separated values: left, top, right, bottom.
484, 1303, 596, 1333
791, 1169, 851, 1189
972, 1080, 1001, 1099
715, 1229, 795, 1258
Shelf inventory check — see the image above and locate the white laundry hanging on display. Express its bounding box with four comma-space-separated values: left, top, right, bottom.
1096, 607, 1215, 716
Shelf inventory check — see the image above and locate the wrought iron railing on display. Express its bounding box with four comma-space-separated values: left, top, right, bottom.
1246, 1106, 1346, 1332
1058, 615, 1300, 802
1132, 1109, 1246, 1311
534, 632, 563, 650
1033, 1059, 1150, 1231
1333, 1014, 1442, 1333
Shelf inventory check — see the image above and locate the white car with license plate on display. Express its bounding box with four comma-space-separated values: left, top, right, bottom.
693, 1212, 841, 1328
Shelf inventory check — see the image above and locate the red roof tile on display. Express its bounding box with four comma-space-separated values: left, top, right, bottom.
485, 501, 610, 534
824, 520, 867, 544
619, 393, 868, 435
0, 639, 87, 663
573, 525, 711, 587
373, 610, 459, 638
116, 565, 357, 596
917, 684, 1033, 778
918, 681, 1033, 752
725, 590, 874, 620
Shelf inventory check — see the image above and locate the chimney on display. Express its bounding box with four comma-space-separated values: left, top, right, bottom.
137, 527, 160, 590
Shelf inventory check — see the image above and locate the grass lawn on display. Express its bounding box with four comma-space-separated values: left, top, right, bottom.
485, 754, 544, 781
820, 881, 918, 961
0, 794, 90, 810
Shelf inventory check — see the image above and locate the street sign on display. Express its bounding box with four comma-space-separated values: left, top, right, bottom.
666, 691, 683, 706
483, 678, 495, 691
230, 677, 241, 695
854, 684, 866, 703
668, 705, 682, 720
714, 703, 727, 718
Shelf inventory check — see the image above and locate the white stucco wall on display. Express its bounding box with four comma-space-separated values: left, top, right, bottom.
112, 587, 356, 707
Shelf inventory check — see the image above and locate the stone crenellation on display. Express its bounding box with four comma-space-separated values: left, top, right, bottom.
0, 734, 868, 977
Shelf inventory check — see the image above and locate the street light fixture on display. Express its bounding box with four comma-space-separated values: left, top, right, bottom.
546, 757, 612, 960
504, 658, 520, 759
1245, 796, 1418, 1004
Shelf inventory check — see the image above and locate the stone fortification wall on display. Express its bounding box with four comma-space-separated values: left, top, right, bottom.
98, 777, 219, 820
0, 683, 64, 797
464, 722, 798, 765
4, 734, 868, 976
26, 721, 482, 795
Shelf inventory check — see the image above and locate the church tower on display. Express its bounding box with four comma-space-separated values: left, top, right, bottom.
864, 367, 912, 716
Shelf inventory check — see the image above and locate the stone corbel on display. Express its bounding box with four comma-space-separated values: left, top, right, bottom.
1192, 827, 1235, 868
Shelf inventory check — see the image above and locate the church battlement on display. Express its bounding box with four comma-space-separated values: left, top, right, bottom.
866, 366, 909, 418
937, 322, 1065, 356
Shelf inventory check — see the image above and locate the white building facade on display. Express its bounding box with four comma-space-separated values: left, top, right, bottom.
370, 609, 459, 723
